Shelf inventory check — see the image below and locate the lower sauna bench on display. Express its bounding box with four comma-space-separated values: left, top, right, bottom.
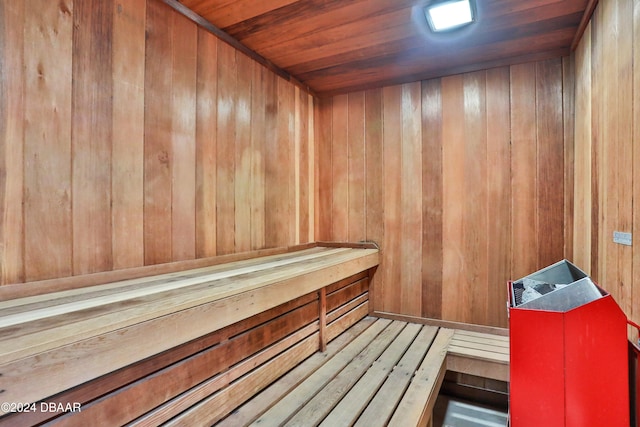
218, 319, 510, 427
0, 243, 379, 426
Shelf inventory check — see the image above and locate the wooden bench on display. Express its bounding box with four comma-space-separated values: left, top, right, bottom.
218, 318, 510, 427
0, 243, 379, 426
447, 329, 510, 382
0, 241, 510, 427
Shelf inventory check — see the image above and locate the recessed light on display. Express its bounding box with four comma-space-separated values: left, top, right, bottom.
425, 0, 476, 33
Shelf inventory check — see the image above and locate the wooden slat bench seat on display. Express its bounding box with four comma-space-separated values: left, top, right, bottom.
446, 329, 510, 382
0, 243, 379, 426
218, 318, 510, 427
219, 318, 453, 427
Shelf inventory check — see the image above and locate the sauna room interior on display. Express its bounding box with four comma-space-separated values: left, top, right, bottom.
1, 0, 639, 426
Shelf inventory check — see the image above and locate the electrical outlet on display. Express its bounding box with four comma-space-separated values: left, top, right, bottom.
613, 231, 632, 246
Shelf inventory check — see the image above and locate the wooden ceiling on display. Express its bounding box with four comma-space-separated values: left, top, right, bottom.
172, 0, 594, 97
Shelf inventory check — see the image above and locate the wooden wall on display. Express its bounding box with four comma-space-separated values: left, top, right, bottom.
316, 58, 574, 328
0, 0, 314, 285
573, 0, 640, 334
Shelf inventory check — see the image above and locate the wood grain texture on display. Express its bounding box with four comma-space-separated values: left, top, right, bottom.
178, 0, 590, 95
363, 88, 384, 312
633, 0, 640, 341
510, 62, 538, 280
485, 67, 511, 329
535, 58, 565, 267
381, 85, 403, 315
1, 0, 315, 287
562, 56, 575, 265
318, 61, 570, 328
348, 92, 366, 242
572, 0, 638, 336
331, 94, 349, 241
0, 1, 25, 284
400, 82, 423, 317
216, 40, 238, 255
23, 0, 74, 281
234, 51, 253, 253
250, 62, 267, 249
72, 0, 114, 275
441, 74, 466, 323
0, 247, 379, 407
170, 11, 198, 261
315, 97, 333, 242
195, 29, 218, 258
296, 87, 312, 244
144, 0, 174, 264
421, 79, 443, 320
573, 22, 592, 272
112, 0, 146, 270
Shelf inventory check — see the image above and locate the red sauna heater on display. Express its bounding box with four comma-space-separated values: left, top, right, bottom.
508, 260, 630, 427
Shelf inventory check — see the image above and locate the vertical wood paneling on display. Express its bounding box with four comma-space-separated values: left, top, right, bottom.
331, 95, 349, 241
633, 0, 640, 337
590, 3, 602, 280
280, 79, 295, 245
315, 97, 333, 242
0, 0, 315, 287
400, 82, 422, 317
510, 63, 538, 279
281, 80, 296, 245
112, 0, 145, 270
250, 62, 266, 249
318, 60, 569, 327
562, 56, 575, 263
263, 70, 280, 247
441, 74, 466, 322
485, 67, 511, 329
72, 0, 114, 275
170, 12, 197, 261
0, 1, 25, 284
381, 85, 402, 314
297, 88, 311, 244
195, 30, 218, 258
144, 0, 173, 265
364, 88, 384, 310
573, 0, 639, 335
464, 72, 488, 325
347, 92, 366, 242
216, 41, 237, 255
573, 23, 591, 271
536, 59, 565, 267
591, 0, 633, 317
234, 52, 253, 253
615, 0, 633, 320
421, 79, 443, 320
23, 0, 74, 281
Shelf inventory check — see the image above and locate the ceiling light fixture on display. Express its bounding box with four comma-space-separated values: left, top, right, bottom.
424, 0, 476, 33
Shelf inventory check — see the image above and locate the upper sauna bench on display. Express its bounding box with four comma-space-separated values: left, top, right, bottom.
0, 243, 379, 411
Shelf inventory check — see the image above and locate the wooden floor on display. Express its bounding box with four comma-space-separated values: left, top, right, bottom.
218, 317, 509, 427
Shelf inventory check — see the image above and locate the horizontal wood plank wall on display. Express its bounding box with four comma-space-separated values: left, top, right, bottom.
0, 0, 314, 286
316, 59, 571, 328
573, 0, 639, 338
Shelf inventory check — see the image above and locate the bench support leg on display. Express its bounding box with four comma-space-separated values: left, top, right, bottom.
319, 288, 327, 352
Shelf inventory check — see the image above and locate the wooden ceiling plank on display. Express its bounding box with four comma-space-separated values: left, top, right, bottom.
206, 0, 302, 28
264, 6, 583, 70
225, 0, 419, 47
174, 0, 590, 96
283, 12, 583, 76
304, 29, 574, 95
